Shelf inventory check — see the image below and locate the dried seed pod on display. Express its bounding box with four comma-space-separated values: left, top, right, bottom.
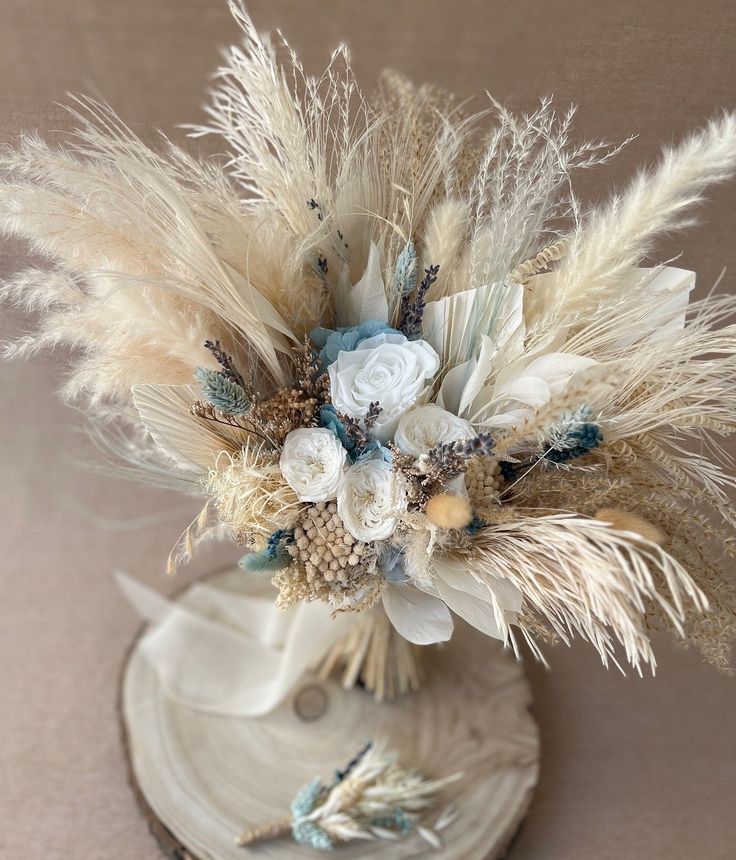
273, 501, 380, 609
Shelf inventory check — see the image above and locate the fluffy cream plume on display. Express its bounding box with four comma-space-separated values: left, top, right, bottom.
421, 200, 470, 300
195, 0, 355, 242
205, 447, 302, 547
443, 99, 627, 359
0, 103, 301, 400
510, 444, 736, 670
195, 6, 485, 307
467, 514, 707, 672
530, 112, 736, 332
559, 291, 736, 506
370, 73, 481, 279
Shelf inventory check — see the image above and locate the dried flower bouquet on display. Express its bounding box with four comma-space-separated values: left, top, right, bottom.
3, 1, 736, 696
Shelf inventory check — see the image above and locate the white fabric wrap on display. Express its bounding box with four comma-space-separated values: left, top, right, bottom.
116, 572, 353, 717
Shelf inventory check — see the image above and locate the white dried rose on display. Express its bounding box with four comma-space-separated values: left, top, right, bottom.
394, 403, 475, 457
328, 332, 440, 443
279, 427, 348, 502
337, 458, 407, 542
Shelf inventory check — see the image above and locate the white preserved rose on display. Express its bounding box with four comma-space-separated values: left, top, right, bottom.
279, 427, 347, 502
328, 332, 440, 443
337, 458, 407, 542
394, 403, 474, 457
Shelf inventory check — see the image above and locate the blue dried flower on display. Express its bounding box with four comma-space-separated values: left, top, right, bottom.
291, 778, 325, 818
499, 460, 517, 482
310, 320, 400, 367
371, 808, 413, 836
466, 513, 487, 535
266, 529, 294, 559
293, 820, 334, 851
355, 440, 392, 463
546, 405, 603, 463
239, 550, 288, 573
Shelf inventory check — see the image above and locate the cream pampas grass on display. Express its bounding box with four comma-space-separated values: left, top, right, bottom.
530, 112, 736, 333
594, 508, 666, 544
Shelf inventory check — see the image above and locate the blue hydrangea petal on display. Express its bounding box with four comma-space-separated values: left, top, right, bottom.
309, 327, 333, 348
311, 321, 402, 367
355, 440, 392, 463
319, 405, 356, 453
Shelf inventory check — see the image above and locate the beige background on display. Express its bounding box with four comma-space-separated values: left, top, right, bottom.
2, 1, 736, 858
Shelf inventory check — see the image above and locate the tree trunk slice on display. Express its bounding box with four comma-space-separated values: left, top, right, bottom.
119, 567, 539, 860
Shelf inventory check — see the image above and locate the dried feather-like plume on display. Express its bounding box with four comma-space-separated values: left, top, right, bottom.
465, 514, 707, 673
205, 447, 302, 548
530, 112, 736, 332
0, 101, 307, 403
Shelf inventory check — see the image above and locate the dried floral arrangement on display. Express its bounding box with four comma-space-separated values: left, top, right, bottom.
3, 1, 736, 697
236, 740, 460, 851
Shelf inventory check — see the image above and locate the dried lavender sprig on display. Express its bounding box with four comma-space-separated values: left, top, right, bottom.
364, 401, 383, 434
451, 433, 496, 458
422, 432, 496, 480
334, 740, 373, 784
428, 432, 495, 463
337, 404, 383, 458
399, 264, 440, 339
203, 339, 246, 388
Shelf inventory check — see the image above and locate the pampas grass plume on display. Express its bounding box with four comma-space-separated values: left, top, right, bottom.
425, 494, 472, 529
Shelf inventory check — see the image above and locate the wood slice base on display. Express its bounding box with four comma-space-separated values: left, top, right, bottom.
120, 568, 539, 859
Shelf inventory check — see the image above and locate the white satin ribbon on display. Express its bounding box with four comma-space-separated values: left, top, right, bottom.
115, 572, 354, 717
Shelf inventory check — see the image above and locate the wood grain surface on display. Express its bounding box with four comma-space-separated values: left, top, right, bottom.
120, 569, 539, 860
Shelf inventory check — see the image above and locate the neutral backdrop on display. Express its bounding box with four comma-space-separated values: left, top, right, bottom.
2, 2, 736, 858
